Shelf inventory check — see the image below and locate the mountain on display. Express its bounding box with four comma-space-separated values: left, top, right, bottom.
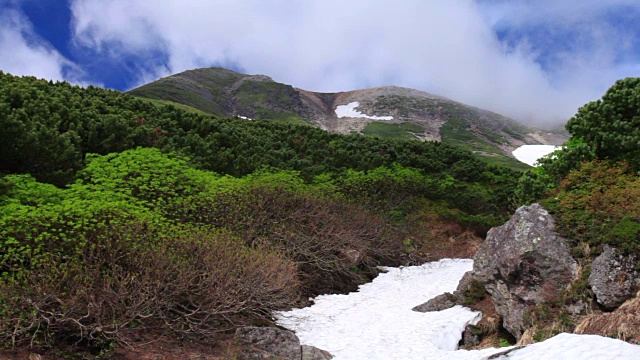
128, 67, 568, 167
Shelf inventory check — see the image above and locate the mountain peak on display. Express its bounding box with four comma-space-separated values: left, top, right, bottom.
128, 67, 568, 168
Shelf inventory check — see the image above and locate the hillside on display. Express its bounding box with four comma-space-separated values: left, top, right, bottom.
0, 71, 522, 357
128, 67, 568, 169
1, 72, 640, 358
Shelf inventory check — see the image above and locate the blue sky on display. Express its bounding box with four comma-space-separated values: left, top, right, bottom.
2, 0, 640, 126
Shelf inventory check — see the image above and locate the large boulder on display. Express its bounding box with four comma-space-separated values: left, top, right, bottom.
235, 327, 333, 360
589, 245, 640, 310
472, 203, 578, 339
235, 327, 302, 359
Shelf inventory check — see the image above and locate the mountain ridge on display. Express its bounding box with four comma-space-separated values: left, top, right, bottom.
128, 67, 568, 166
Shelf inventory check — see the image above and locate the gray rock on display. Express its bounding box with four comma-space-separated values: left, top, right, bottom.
412, 292, 458, 312
235, 327, 334, 360
589, 245, 640, 309
456, 271, 475, 293
235, 326, 302, 360
565, 299, 588, 316
472, 203, 577, 340
301, 345, 334, 360
462, 325, 481, 347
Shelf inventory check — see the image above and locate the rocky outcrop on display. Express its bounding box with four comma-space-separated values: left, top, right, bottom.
412, 292, 458, 312
470, 204, 578, 339
413, 272, 477, 313
589, 245, 640, 310
461, 325, 482, 347
235, 327, 333, 360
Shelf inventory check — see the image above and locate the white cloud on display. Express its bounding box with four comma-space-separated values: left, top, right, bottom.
69, 0, 640, 127
0, 8, 88, 85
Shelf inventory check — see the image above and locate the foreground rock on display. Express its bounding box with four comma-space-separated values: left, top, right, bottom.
412, 292, 458, 312
301, 345, 333, 360
469, 204, 578, 339
589, 245, 640, 310
235, 327, 333, 360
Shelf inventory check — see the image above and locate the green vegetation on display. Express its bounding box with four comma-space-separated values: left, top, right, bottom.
129, 67, 308, 125
0, 72, 525, 354
439, 118, 531, 171
440, 118, 502, 155
254, 108, 306, 124
491, 78, 640, 346
6, 69, 638, 354
480, 154, 532, 172
461, 279, 488, 306
515, 77, 640, 258
362, 121, 423, 139
132, 95, 209, 115
566, 78, 640, 168
551, 160, 640, 255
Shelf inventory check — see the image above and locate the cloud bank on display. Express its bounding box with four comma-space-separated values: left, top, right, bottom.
39, 0, 640, 126
0, 8, 85, 85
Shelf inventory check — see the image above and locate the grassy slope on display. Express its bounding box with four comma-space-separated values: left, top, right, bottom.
439, 118, 531, 171
132, 96, 210, 115
362, 122, 424, 140
129, 68, 307, 125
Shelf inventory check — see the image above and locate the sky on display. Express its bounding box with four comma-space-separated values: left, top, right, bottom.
1, 0, 640, 127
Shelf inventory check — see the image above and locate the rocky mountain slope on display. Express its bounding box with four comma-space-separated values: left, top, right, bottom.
128, 67, 568, 166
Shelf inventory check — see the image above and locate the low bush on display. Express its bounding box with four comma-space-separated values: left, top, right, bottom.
551, 160, 640, 256
0, 222, 297, 348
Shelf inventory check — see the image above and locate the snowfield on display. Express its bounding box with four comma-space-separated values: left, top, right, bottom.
492, 333, 640, 359
276, 259, 640, 360
512, 145, 560, 166
335, 102, 394, 120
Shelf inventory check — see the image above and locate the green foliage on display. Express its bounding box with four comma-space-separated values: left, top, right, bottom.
461, 279, 487, 306
513, 167, 555, 206
133, 95, 209, 115
0, 73, 529, 353
536, 137, 594, 183
551, 160, 640, 256
253, 108, 305, 124
0, 72, 521, 194
498, 338, 512, 347
441, 118, 501, 155
535, 77, 640, 185
610, 217, 640, 251
362, 121, 423, 139
566, 77, 640, 167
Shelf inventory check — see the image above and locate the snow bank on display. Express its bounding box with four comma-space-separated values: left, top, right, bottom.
512, 145, 560, 166
276, 259, 500, 359
335, 102, 393, 120
276, 258, 640, 360
496, 333, 640, 359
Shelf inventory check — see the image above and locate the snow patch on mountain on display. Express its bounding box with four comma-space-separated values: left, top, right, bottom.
512, 145, 560, 166
335, 101, 393, 120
